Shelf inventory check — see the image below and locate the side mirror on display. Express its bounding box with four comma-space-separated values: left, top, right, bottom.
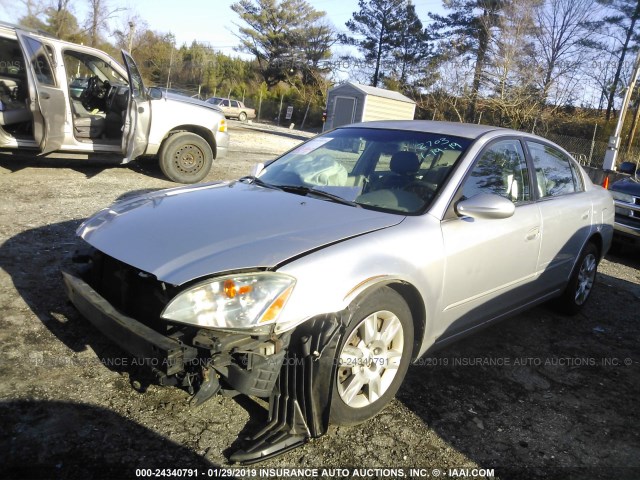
457, 193, 515, 219
251, 162, 265, 177
148, 87, 163, 100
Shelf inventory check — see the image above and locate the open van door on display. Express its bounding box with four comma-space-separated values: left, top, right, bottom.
16, 32, 66, 154
121, 51, 150, 163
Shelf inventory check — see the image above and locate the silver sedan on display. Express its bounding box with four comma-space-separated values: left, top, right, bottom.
63, 121, 614, 462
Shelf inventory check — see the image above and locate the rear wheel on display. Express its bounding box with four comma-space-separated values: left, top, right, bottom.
554, 242, 599, 315
159, 132, 213, 184
238, 112, 247, 122
330, 287, 413, 426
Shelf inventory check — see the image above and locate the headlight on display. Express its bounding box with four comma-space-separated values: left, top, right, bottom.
161, 273, 295, 331
610, 190, 634, 204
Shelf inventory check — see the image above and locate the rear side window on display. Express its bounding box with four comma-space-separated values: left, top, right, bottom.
527, 141, 580, 198
231, 100, 239, 107
22, 37, 56, 86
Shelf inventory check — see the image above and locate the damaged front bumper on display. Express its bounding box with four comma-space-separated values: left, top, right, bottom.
62, 265, 344, 463
63, 271, 196, 376
62, 268, 288, 401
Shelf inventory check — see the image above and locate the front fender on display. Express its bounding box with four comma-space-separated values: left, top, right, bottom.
275, 215, 445, 352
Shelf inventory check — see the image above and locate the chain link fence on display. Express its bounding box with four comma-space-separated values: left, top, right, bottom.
240, 96, 325, 131
543, 132, 640, 170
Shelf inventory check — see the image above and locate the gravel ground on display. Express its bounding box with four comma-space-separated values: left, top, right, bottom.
0, 121, 638, 480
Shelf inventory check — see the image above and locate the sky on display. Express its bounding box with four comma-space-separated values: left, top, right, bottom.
1, 0, 446, 58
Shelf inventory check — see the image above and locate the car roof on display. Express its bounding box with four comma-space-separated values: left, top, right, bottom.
342, 120, 510, 140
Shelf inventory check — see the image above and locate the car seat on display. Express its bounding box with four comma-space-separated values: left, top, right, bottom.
71, 99, 105, 139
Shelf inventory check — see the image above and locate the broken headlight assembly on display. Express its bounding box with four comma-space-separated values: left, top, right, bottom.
161, 272, 295, 333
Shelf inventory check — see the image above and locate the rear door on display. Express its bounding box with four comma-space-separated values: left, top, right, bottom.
230, 100, 240, 117
121, 51, 150, 163
16, 32, 65, 153
526, 141, 591, 287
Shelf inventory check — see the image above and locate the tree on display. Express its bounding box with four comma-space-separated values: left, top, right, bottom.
429, 0, 505, 122
532, 0, 603, 105
339, 0, 406, 87
85, 0, 124, 47
231, 0, 333, 87
387, 1, 432, 91
484, 0, 541, 127
596, 0, 640, 120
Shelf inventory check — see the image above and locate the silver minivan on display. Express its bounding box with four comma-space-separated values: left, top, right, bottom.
0, 22, 229, 183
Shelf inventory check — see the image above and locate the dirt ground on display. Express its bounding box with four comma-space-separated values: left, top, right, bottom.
0, 121, 639, 480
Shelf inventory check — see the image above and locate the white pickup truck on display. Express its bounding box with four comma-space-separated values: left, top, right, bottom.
0, 22, 229, 183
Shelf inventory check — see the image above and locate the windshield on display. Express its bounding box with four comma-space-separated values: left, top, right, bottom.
257, 127, 472, 214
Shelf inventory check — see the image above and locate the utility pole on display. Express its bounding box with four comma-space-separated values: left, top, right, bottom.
127, 21, 135, 53
603, 47, 640, 171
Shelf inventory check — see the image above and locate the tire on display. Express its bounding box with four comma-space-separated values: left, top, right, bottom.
554, 242, 599, 315
238, 112, 247, 122
330, 287, 413, 426
159, 132, 213, 184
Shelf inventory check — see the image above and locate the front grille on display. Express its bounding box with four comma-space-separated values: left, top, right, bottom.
86, 251, 177, 333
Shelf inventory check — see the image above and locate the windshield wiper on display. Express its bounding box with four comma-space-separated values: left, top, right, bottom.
238, 175, 279, 189
276, 184, 360, 207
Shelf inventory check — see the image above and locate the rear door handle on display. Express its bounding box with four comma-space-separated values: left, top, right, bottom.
581, 210, 589, 220
40, 92, 50, 100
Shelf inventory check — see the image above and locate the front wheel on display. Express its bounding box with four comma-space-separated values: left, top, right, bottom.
159, 132, 213, 184
330, 287, 413, 426
554, 242, 599, 315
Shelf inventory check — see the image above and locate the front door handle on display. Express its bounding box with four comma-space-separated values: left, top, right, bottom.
526, 227, 540, 241
40, 92, 50, 100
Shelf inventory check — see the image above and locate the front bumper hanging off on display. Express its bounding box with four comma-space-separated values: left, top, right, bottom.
62, 271, 197, 376
62, 269, 345, 463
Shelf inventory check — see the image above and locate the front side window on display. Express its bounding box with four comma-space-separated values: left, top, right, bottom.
257, 128, 472, 214
527, 141, 579, 198
461, 139, 531, 204
63, 50, 126, 86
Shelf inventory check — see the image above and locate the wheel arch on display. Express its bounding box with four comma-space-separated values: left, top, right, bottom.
347, 280, 426, 363
586, 232, 603, 260
160, 126, 217, 158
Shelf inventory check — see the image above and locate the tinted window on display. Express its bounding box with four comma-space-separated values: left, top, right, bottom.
22, 37, 56, 86
527, 141, 578, 198
462, 139, 530, 204
231, 100, 239, 107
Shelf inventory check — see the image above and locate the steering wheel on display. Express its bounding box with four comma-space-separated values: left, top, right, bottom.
403, 180, 436, 200
80, 76, 109, 110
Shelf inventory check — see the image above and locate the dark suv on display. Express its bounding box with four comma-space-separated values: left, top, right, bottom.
609, 161, 640, 247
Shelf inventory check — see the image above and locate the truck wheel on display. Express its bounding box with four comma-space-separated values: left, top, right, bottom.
159, 132, 213, 184
553, 242, 599, 315
330, 287, 413, 426
238, 112, 247, 122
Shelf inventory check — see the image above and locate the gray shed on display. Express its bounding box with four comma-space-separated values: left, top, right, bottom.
325, 82, 416, 130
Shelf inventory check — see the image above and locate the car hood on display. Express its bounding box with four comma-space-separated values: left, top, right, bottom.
161, 92, 224, 114
78, 182, 405, 285
610, 177, 640, 195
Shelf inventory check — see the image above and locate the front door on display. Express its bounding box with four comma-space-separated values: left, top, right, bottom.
439, 139, 542, 339
121, 51, 150, 163
16, 32, 66, 154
